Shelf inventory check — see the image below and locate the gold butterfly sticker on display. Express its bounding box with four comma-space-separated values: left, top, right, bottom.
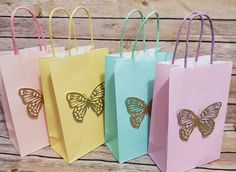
177, 102, 222, 142
18, 88, 44, 119
125, 97, 152, 129
66, 82, 105, 122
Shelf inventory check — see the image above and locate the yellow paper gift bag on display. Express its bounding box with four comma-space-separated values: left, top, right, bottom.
40, 6, 108, 163
39, 7, 71, 161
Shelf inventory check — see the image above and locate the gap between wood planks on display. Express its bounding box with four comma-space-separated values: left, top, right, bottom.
1, 35, 236, 43
2, 16, 236, 21
2, 36, 236, 44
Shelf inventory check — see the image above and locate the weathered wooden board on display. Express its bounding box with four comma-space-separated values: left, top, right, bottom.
229, 76, 236, 104
226, 105, 236, 125
1, 0, 236, 19
1, 18, 236, 42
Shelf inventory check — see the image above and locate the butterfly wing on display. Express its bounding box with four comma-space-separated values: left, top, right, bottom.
177, 109, 198, 142
198, 102, 222, 138
18, 88, 43, 118
125, 97, 149, 129
66, 92, 88, 122
89, 82, 105, 116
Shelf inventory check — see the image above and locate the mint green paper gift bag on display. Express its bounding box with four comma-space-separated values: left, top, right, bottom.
105, 10, 172, 163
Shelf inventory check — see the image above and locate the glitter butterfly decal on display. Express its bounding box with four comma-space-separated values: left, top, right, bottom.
177, 102, 222, 142
66, 82, 105, 123
18, 88, 44, 119
125, 97, 152, 129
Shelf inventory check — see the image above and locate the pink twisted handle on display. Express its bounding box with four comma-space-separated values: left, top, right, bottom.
10, 7, 46, 55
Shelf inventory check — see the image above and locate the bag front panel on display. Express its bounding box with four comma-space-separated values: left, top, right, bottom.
50, 48, 108, 162
39, 46, 89, 146
1, 50, 50, 156
167, 61, 232, 172
114, 52, 171, 162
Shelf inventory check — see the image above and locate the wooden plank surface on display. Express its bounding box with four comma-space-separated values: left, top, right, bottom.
1, 18, 236, 42
226, 105, 236, 125
229, 76, 236, 104
1, 0, 236, 19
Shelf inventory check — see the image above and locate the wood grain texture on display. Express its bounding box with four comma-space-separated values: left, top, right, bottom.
1, 0, 236, 19
229, 76, 236, 104
1, 18, 236, 42
226, 105, 236, 125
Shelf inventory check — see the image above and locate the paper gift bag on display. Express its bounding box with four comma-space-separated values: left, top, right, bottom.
0, 7, 49, 156
39, 8, 73, 157
40, 6, 108, 163
40, 7, 91, 155
105, 10, 172, 163
148, 12, 232, 172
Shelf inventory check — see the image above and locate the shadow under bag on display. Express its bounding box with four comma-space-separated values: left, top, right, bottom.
148, 12, 232, 172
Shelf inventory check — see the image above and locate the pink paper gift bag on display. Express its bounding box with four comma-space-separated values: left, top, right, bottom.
0, 7, 49, 156
148, 12, 232, 172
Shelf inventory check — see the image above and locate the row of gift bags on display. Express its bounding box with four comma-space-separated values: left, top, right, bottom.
0, 6, 232, 172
